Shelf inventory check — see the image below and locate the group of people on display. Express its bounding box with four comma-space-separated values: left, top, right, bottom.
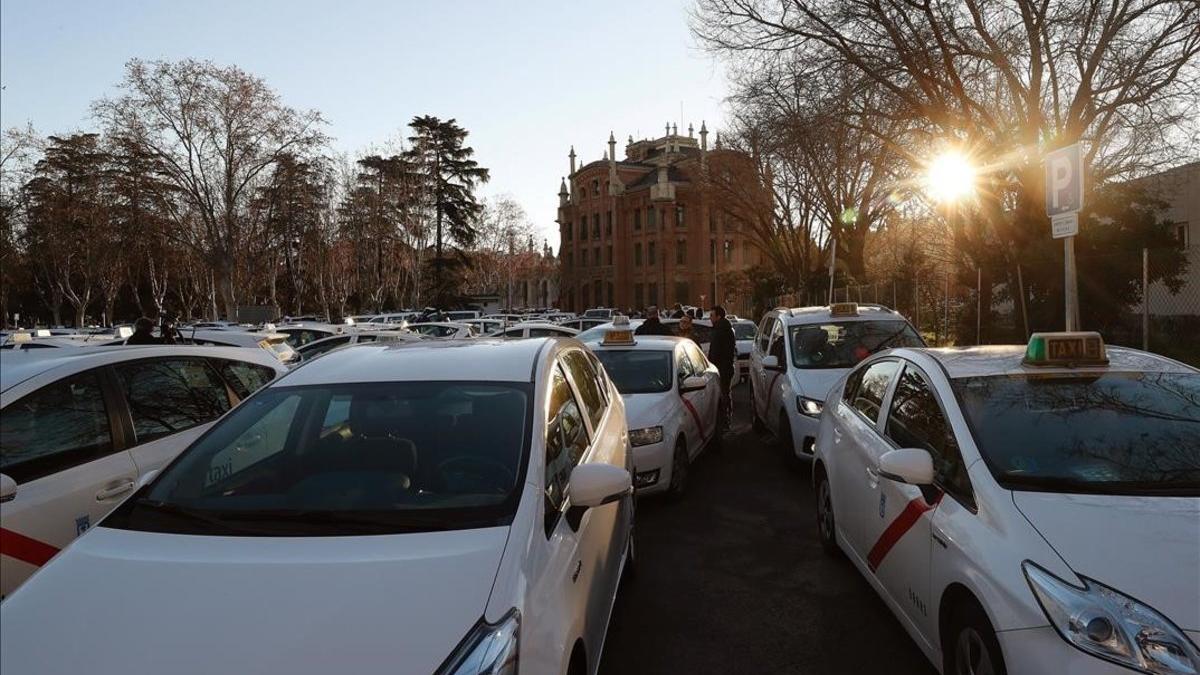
125, 316, 179, 345
635, 304, 737, 433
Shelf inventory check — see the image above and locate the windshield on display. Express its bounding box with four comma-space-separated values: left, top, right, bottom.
105, 381, 530, 535
953, 371, 1200, 496
594, 350, 673, 394
789, 320, 923, 369
734, 323, 757, 340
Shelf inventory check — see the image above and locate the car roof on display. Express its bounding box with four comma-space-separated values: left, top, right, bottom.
281, 338, 555, 386
891, 344, 1196, 379
583, 335, 685, 351
775, 305, 907, 325
1, 345, 282, 393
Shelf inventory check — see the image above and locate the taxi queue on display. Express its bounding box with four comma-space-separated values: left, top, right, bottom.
1, 304, 1198, 675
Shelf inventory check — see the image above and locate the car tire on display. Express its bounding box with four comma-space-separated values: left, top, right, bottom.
815, 466, 841, 557
777, 412, 792, 454
667, 440, 689, 500
944, 600, 1008, 675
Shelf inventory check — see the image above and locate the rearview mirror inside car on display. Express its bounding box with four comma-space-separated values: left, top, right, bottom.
877, 448, 935, 486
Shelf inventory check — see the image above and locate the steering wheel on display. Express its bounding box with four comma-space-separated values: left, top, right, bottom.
436, 456, 516, 494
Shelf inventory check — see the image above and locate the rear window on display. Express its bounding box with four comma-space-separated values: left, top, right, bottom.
734, 322, 757, 340
954, 371, 1200, 495
594, 350, 673, 394
790, 320, 923, 369
110, 381, 531, 535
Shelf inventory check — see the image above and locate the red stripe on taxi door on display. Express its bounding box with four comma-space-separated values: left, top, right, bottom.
680, 396, 708, 444
866, 493, 942, 573
0, 527, 61, 567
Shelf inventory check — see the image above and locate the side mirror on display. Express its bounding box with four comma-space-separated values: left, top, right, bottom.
679, 374, 707, 393
878, 448, 935, 486
762, 354, 781, 370
0, 473, 16, 503
566, 463, 632, 530
137, 469, 160, 489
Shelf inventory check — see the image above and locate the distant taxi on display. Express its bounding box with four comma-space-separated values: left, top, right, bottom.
583, 317, 720, 497
750, 303, 923, 460
0, 346, 285, 597
1, 338, 635, 675
812, 332, 1200, 675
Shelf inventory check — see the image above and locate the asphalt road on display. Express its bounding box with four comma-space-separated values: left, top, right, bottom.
599, 385, 937, 675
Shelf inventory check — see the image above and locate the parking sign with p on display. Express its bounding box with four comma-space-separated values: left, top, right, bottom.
1045, 144, 1083, 216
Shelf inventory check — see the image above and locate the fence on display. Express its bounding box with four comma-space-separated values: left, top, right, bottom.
773, 246, 1199, 366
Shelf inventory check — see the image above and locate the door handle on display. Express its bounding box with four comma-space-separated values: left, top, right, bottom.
96, 481, 135, 501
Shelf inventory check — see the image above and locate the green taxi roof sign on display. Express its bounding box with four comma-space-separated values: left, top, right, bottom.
1023, 331, 1108, 366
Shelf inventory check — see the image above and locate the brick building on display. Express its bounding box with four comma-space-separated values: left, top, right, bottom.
555, 123, 763, 314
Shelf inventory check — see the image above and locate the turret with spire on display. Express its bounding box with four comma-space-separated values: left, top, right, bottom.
558, 176, 569, 208
569, 146, 576, 175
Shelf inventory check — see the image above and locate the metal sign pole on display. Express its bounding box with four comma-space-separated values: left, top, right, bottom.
827, 238, 837, 305
1064, 236, 1079, 331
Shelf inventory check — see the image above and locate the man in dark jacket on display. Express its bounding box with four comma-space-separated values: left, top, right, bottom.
125, 317, 159, 345
634, 306, 674, 336
707, 305, 737, 431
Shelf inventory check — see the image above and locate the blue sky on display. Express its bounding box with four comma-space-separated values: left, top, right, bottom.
0, 0, 728, 244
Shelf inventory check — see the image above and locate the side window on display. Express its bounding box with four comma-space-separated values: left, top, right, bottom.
114, 358, 232, 445
851, 360, 899, 425
355, 334, 377, 343
685, 343, 709, 372
757, 317, 775, 353
0, 372, 114, 484
562, 350, 606, 429
203, 393, 302, 487
217, 360, 277, 399
842, 364, 867, 404
545, 365, 589, 530
677, 347, 697, 384
503, 329, 524, 338
767, 320, 786, 362
885, 366, 972, 501
528, 328, 560, 338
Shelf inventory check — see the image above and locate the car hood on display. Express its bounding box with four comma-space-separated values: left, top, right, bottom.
622, 392, 676, 432
1013, 491, 1200, 630
791, 368, 849, 399
0, 525, 511, 675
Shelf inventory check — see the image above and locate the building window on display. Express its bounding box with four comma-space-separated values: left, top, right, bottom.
674, 282, 689, 304
647, 207, 656, 229
564, 223, 572, 242
606, 245, 613, 265
580, 248, 588, 267
579, 218, 587, 241
710, 239, 716, 264
607, 282, 614, 307
710, 282, 717, 306
634, 242, 643, 266
648, 241, 657, 266
592, 179, 599, 196
582, 284, 590, 308
709, 212, 716, 231
634, 209, 642, 231
592, 213, 600, 240
676, 239, 686, 266
606, 211, 613, 236
1175, 223, 1190, 248
594, 247, 600, 268
724, 239, 734, 263
649, 282, 658, 306
594, 280, 603, 305
635, 283, 644, 309
675, 205, 686, 228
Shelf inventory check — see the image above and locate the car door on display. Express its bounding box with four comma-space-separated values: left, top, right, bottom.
750, 316, 776, 424
833, 359, 902, 562
559, 349, 627, 655
526, 362, 594, 674
763, 319, 788, 433
112, 357, 233, 477
0, 369, 138, 597
682, 342, 720, 446
879, 363, 975, 646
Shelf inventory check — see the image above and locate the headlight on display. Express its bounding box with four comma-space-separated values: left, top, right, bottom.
797, 396, 823, 417
436, 609, 519, 675
1023, 562, 1200, 674
629, 426, 664, 447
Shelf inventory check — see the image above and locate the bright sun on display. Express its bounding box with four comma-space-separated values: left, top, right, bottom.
925, 151, 977, 203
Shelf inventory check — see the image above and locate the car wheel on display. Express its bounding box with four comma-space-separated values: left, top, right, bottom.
667, 440, 689, 499
777, 412, 792, 454
751, 388, 766, 432
815, 466, 841, 557
945, 600, 1007, 675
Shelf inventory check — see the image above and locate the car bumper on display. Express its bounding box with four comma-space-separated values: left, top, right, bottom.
786, 408, 819, 460
631, 440, 673, 496
995, 627, 1132, 675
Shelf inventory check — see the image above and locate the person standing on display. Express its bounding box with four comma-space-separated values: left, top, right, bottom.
675, 314, 694, 340
125, 317, 159, 345
707, 306, 737, 432
635, 306, 673, 336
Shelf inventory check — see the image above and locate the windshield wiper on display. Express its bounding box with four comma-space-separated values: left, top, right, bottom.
132, 498, 280, 535
214, 508, 505, 533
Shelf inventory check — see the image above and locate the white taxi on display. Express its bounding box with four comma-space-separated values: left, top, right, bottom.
1, 338, 635, 675
583, 318, 720, 497
0, 346, 286, 597
812, 332, 1200, 675
750, 303, 923, 460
